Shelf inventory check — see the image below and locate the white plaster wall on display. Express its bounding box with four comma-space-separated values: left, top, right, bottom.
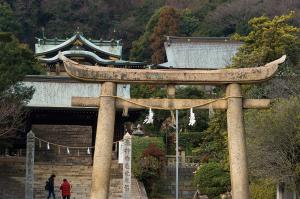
23, 81, 130, 107
164, 42, 242, 69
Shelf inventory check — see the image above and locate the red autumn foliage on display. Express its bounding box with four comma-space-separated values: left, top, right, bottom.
150, 7, 180, 64
143, 143, 165, 160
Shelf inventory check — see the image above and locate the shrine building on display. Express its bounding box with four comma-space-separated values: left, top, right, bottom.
23, 31, 146, 163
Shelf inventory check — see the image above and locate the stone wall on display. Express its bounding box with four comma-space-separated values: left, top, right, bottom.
161, 166, 197, 199
32, 124, 93, 165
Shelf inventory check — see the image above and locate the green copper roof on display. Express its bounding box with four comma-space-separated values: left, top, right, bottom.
35, 32, 122, 57
39, 50, 146, 67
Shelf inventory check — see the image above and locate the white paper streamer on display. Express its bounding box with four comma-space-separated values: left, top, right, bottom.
67, 147, 70, 154
87, 147, 91, 155
47, 142, 50, 150
143, 108, 154, 124
188, 108, 196, 126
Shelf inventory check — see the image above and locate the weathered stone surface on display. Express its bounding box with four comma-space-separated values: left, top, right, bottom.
0, 158, 147, 199
91, 82, 116, 199
25, 131, 35, 199
226, 84, 250, 199
60, 53, 285, 85
32, 125, 93, 165
72, 96, 271, 110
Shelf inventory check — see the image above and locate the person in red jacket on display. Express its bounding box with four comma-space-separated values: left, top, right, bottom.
60, 179, 71, 199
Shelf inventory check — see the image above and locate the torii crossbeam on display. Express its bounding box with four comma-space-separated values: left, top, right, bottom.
59, 53, 286, 199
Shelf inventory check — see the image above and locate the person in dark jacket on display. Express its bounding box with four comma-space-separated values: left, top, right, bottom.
47, 174, 56, 199
60, 179, 71, 199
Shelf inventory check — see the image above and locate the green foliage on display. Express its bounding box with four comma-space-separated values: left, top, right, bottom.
250, 179, 276, 199
192, 0, 231, 36
132, 136, 165, 197
193, 162, 231, 199
246, 97, 300, 194
0, 32, 41, 148
130, 6, 180, 63
192, 111, 227, 162
232, 11, 300, 68
178, 9, 200, 36
130, 7, 200, 62
132, 136, 165, 164
0, 34, 42, 93
178, 132, 203, 155
131, 84, 166, 98
131, 86, 210, 136
175, 87, 209, 133
0, 2, 20, 34
230, 11, 300, 99
129, 6, 163, 62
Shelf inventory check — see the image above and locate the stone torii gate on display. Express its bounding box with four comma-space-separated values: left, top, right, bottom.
59, 53, 286, 199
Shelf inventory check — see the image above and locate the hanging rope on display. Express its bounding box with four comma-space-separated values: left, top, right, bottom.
99, 95, 243, 110
34, 135, 123, 150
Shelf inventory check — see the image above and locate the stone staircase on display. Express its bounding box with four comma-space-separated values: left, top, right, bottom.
0, 157, 26, 199
0, 157, 147, 199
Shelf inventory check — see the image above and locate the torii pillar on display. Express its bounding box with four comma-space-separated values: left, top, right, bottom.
226, 83, 250, 198
90, 82, 116, 199
59, 53, 286, 199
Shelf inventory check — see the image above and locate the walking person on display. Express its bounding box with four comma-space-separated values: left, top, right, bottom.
60, 179, 71, 199
46, 174, 56, 199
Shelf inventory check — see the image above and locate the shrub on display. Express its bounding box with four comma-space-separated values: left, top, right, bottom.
132, 136, 165, 197
132, 136, 165, 163
193, 162, 230, 199
250, 179, 276, 199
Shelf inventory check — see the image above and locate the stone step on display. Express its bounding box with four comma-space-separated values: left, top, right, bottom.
0, 158, 147, 199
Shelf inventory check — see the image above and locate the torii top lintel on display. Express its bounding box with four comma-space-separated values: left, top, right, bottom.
59, 53, 286, 85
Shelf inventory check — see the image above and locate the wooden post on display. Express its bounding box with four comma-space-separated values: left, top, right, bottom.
91, 82, 116, 199
25, 131, 35, 199
226, 84, 250, 199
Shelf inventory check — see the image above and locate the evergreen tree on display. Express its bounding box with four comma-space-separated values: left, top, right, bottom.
232, 11, 300, 68
149, 6, 180, 64
0, 32, 42, 147
0, 2, 20, 35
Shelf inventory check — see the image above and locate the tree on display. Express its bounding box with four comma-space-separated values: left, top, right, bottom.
193, 162, 231, 198
0, 2, 20, 34
231, 11, 300, 69
230, 11, 300, 99
129, 6, 163, 62
195, 0, 300, 37
192, 111, 227, 162
149, 6, 179, 64
0, 34, 41, 93
245, 97, 300, 196
0, 33, 42, 147
130, 6, 200, 63
178, 9, 200, 36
